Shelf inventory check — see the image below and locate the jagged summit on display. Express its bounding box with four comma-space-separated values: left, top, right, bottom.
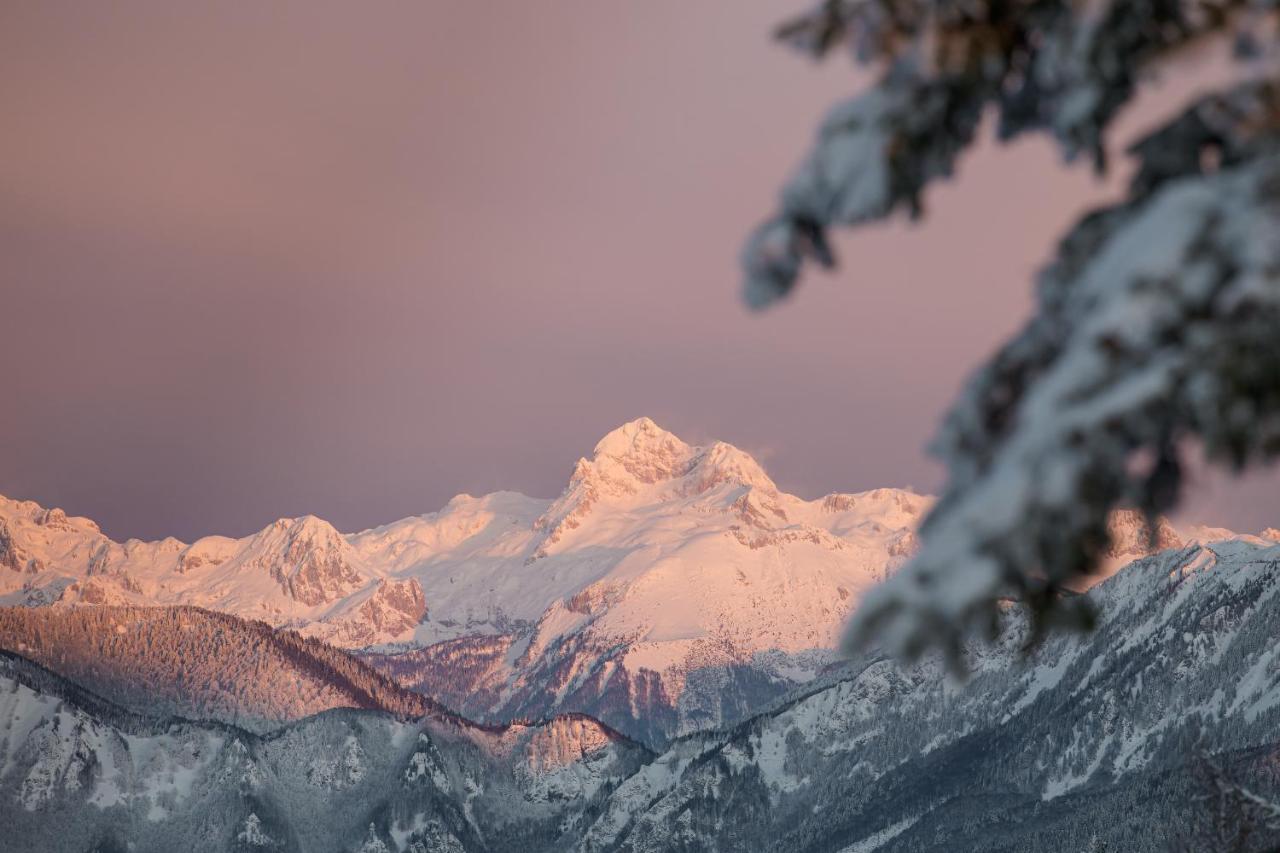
592, 417, 688, 462
577, 417, 777, 496
252, 514, 350, 554
684, 440, 776, 495
583, 417, 695, 488
231, 514, 365, 606
531, 419, 782, 559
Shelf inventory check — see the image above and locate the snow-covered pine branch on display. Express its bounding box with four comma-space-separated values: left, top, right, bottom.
853, 81, 1280, 660
744, 0, 1280, 659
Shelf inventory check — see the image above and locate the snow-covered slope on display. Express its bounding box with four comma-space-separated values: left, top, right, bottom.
0, 501, 424, 646
572, 537, 1280, 852
0, 606, 453, 731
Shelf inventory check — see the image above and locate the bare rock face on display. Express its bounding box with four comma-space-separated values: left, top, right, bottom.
0, 519, 37, 574
887, 529, 919, 558
251, 517, 366, 606
358, 578, 427, 634
516, 714, 617, 774
283, 555, 361, 606
564, 580, 623, 616
35, 507, 68, 528
86, 542, 116, 576
822, 493, 859, 513
176, 550, 222, 574
57, 577, 134, 606
319, 578, 428, 647
731, 489, 789, 529
1105, 510, 1183, 560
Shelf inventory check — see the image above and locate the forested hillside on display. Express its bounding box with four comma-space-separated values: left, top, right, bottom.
0, 651, 652, 853
0, 605, 448, 729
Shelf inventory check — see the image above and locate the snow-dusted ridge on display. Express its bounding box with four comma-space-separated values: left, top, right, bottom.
0, 648, 652, 852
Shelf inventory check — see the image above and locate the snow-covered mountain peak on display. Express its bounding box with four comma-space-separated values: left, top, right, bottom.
684, 440, 777, 496
584, 417, 694, 490
592, 416, 688, 462
438, 490, 544, 520
0, 495, 103, 538
235, 515, 365, 606
531, 419, 783, 559
237, 514, 360, 580
259, 514, 347, 548
585, 418, 776, 496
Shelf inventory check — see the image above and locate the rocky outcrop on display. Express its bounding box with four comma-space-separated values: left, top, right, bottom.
256, 517, 366, 606
0, 519, 37, 574
334, 579, 428, 645
1105, 509, 1183, 560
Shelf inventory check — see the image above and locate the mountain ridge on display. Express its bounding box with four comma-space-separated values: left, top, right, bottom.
0, 644, 653, 853
0, 604, 652, 754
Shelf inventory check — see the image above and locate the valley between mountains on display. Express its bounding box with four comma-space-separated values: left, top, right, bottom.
4, 418, 1280, 852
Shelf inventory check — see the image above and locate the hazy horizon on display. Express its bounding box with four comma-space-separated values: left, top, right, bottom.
4, 1, 1276, 541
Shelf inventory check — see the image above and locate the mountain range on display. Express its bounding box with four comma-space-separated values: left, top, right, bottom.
2, 418, 938, 744
4, 418, 1280, 851
0, 418, 1241, 747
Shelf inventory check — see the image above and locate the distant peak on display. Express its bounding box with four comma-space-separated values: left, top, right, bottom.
273, 514, 323, 529
443, 491, 541, 511
587, 418, 693, 487
582, 419, 778, 495
592, 417, 688, 460
263, 514, 345, 543
822, 488, 930, 514
0, 495, 103, 537
685, 441, 776, 495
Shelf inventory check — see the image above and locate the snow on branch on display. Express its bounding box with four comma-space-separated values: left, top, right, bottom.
846, 81, 1280, 661
745, 0, 1280, 658
745, 0, 1270, 307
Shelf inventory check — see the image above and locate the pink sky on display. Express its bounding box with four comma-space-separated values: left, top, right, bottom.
2, 1, 1274, 540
